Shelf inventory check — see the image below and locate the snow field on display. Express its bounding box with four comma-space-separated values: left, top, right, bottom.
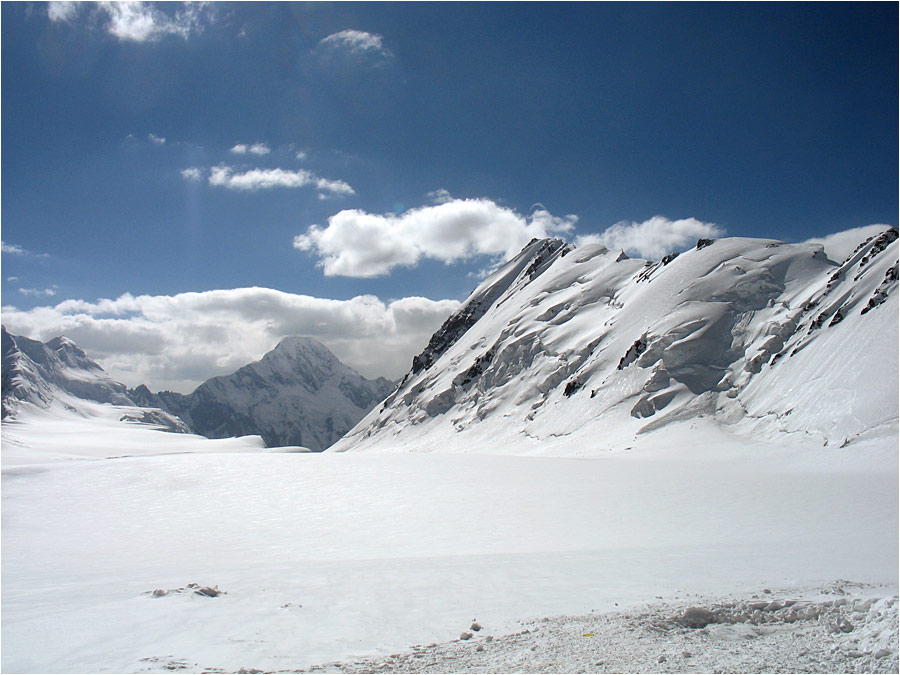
1, 399, 267, 465
3, 435, 897, 673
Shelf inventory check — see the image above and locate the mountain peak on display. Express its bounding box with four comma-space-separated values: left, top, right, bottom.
271, 335, 331, 355
261, 336, 343, 372
136, 335, 395, 450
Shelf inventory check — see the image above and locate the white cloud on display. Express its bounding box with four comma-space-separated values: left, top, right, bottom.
7, 276, 20, 282
208, 165, 354, 196
180, 167, 204, 182
804, 224, 893, 263
230, 142, 270, 156
294, 199, 578, 278
48, 1, 214, 43
427, 188, 454, 205
2, 241, 25, 255
1, 241, 49, 260
574, 216, 724, 260
47, 1, 79, 22
18, 286, 58, 298
315, 29, 395, 71
148, 133, 166, 145
318, 30, 389, 56
295, 150, 308, 161
1, 289, 460, 392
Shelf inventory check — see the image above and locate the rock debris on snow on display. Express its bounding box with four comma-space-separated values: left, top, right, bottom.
315, 584, 899, 674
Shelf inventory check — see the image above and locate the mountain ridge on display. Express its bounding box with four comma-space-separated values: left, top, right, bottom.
1, 326, 190, 433
331, 228, 898, 454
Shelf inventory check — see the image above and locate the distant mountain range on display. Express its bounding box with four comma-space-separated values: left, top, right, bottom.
332, 227, 898, 453
2, 329, 395, 451
129, 337, 395, 450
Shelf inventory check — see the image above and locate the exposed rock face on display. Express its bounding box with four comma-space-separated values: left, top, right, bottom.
411, 238, 573, 375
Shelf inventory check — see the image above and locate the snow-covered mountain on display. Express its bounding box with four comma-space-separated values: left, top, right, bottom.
1, 326, 189, 433
130, 337, 395, 450
332, 226, 899, 453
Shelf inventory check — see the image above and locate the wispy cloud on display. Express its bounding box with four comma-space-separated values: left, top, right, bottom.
47, 1, 215, 43
2, 241, 25, 255
230, 142, 271, 156
574, 216, 724, 260
47, 1, 79, 22
315, 29, 394, 69
318, 30, 390, 56
147, 133, 166, 145
18, 286, 58, 298
207, 166, 354, 196
294, 199, 577, 278
427, 188, 454, 205
1, 241, 49, 259
180, 167, 204, 182
2, 289, 460, 391
804, 224, 893, 263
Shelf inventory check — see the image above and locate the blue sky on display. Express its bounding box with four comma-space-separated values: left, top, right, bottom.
2, 1, 897, 391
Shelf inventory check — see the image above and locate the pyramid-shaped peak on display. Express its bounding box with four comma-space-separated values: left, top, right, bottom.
272, 335, 332, 354
262, 336, 343, 369
45, 335, 102, 370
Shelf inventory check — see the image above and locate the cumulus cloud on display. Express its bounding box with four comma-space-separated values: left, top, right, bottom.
1, 288, 460, 392
147, 133, 166, 145
294, 199, 578, 277
574, 216, 724, 260
208, 165, 354, 196
48, 1, 215, 42
230, 142, 270, 156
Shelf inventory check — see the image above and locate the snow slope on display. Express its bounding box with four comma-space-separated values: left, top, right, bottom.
2, 427, 896, 673
131, 337, 395, 450
332, 229, 898, 454
1, 398, 266, 465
